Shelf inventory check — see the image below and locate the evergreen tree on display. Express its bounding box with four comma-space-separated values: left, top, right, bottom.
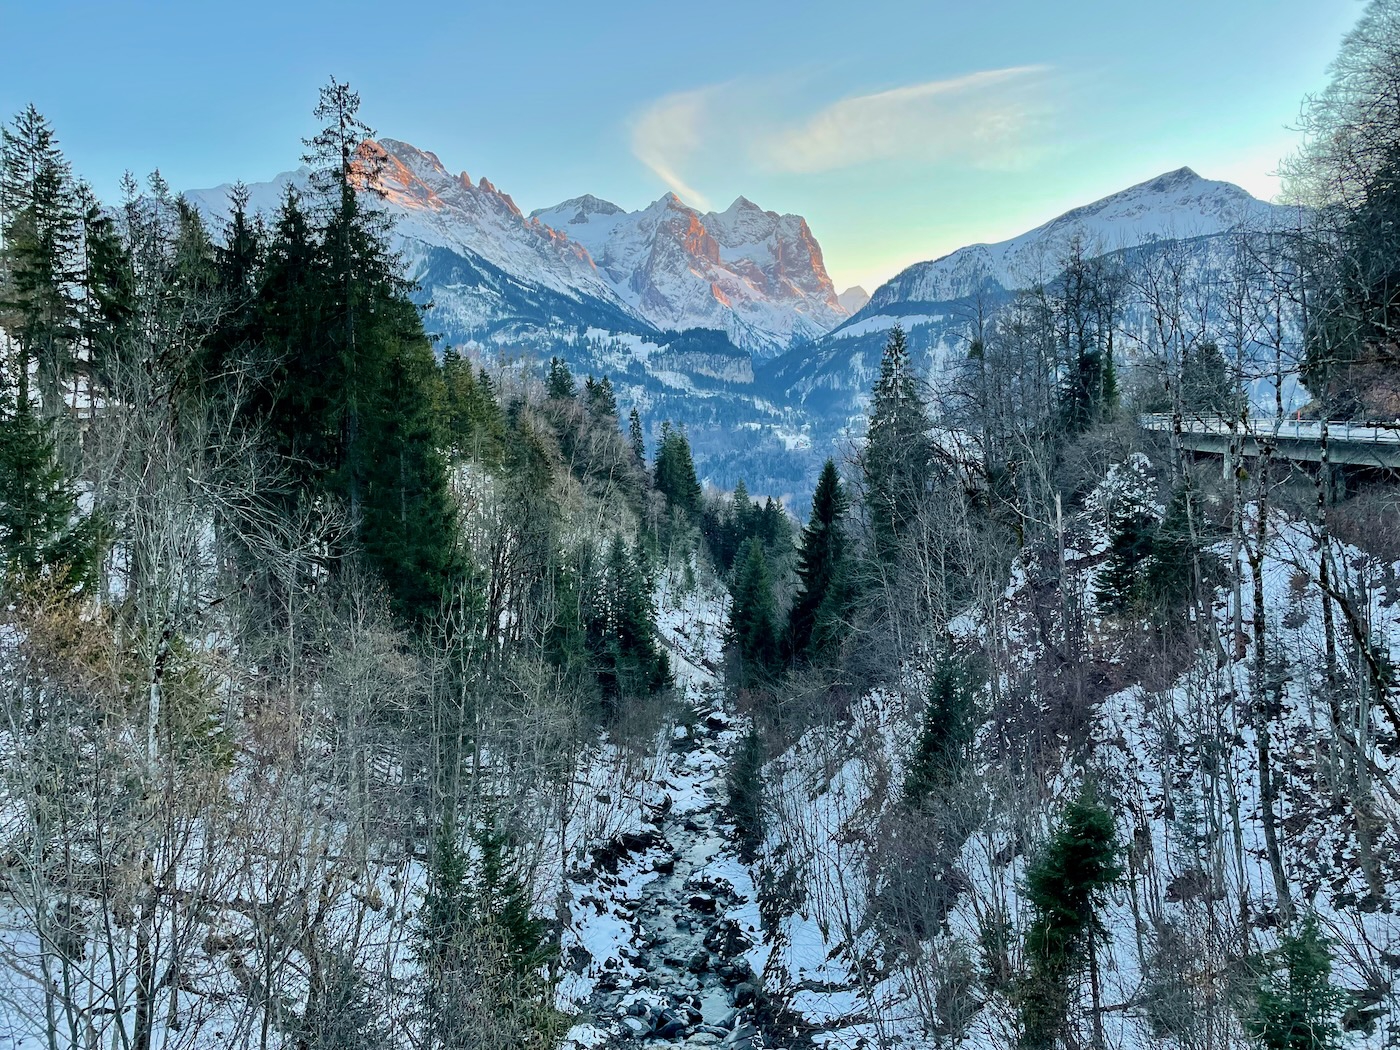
728, 537, 779, 684
415, 818, 558, 1050
360, 324, 465, 623
653, 423, 702, 515
599, 533, 670, 710
301, 77, 400, 520
726, 727, 765, 862
1182, 341, 1233, 414
0, 390, 103, 591
788, 459, 848, 662
1143, 485, 1212, 622
546, 355, 576, 400
1019, 787, 1122, 1050
75, 180, 135, 398
1096, 509, 1157, 613
585, 374, 617, 419
628, 407, 645, 464
469, 816, 553, 975
0, 105, 81, 417
902, 656, 975, 806
1246, 913, 1349, 1050
862, 325, 933, 561
257, 186, 334, 496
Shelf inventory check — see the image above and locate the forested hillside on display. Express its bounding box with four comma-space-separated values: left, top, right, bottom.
3, 4, 1400, 1050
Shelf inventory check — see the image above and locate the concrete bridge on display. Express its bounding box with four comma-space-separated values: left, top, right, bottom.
1139, 413, 1400, 471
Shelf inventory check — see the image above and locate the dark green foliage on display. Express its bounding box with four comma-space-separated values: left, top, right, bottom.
1143, 485, 1214, 620
1096, 510, 1158, 613
1181, 341, 1233, 414
628, 408, 645, 463
442, 347, 507, 465
583, 374, 616, 419
902, 656, 975, 806
415, 819, 558, 1050
359, 329, 465, 623
1018, 787, 1121, 1050
728, 537, 779, 685
76, 182, 136, 395
546, 356, 576, 400
1301, 154, 1400, 414
187, 82, 469, 625
1101, 345, 1119, 414
1246, 913, 1349, 1050
654, 422, 702, 515
862, 324, 933, 561
1051, 238, 1121, 436
591, 534, 670, 714
0, 392, 103, 592
788, 459, 849, 663
726, 727, 765, 863
0, 105, 81, 414
470, 817, 553, 974
701, 480, 754, 570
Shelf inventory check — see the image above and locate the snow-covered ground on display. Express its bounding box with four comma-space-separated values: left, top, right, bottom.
746, 460, 1400, 1049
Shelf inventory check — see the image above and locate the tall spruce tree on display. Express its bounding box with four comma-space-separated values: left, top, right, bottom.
0, 391, 103, 591
728, 537, 779, 685
654, 423, 702, 515
360, 322, 464, 623
599, 533, 670, 710
0, 105, 81, 418
902, 656, 975, 806
628, 407, 645, 464
546, 355, 576, 400
788, 459, 848, 662
862, 325, 933, 561
1019, 787, 1122, 1050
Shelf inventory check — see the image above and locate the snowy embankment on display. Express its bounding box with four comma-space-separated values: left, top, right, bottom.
754, 476, 1400, 1049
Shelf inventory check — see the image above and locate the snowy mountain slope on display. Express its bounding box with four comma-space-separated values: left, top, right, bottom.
760, 168, 1302, 428
531, 193, 847, 357
853, 167, 1289, 324
187, 138, 847, 359
836, 286, 870, 314
184, 138, 632, 316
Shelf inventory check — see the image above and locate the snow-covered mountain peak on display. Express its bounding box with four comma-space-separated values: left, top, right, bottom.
533, 187, 848, 354
837, 286, 870, 314
186, 135, 849, 356
845, 167, 1291, 322
722, 195, 766, 216
530, 194, 625, 224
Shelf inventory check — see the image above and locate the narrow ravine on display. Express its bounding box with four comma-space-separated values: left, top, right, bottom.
559, 583, 772, 1048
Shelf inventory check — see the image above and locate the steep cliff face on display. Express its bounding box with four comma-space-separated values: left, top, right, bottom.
533, 193, 847, 357
187, 138, 847, 361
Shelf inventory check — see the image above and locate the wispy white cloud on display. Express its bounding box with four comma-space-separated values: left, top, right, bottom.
629, 67, 1058, 205
763, 66, 1054, 174
629, 86, 715, 209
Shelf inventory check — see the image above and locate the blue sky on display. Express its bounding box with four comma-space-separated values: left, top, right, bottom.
0, 0, 1363, 291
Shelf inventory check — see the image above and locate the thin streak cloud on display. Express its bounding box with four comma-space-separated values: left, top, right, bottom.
764, 66, 1055, 174
629, 86, 715, 209
629, 67, 1059, 206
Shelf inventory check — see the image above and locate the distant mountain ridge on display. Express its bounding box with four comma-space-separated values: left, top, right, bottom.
532, 191, 846, 356
186, 138, 847, 357
761, 166, 1300, 427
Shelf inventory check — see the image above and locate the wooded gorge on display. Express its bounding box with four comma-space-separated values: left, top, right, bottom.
4, 5, 1400, 1050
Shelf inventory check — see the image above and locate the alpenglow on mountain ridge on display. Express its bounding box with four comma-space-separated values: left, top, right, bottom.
186, 137, 850, 358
